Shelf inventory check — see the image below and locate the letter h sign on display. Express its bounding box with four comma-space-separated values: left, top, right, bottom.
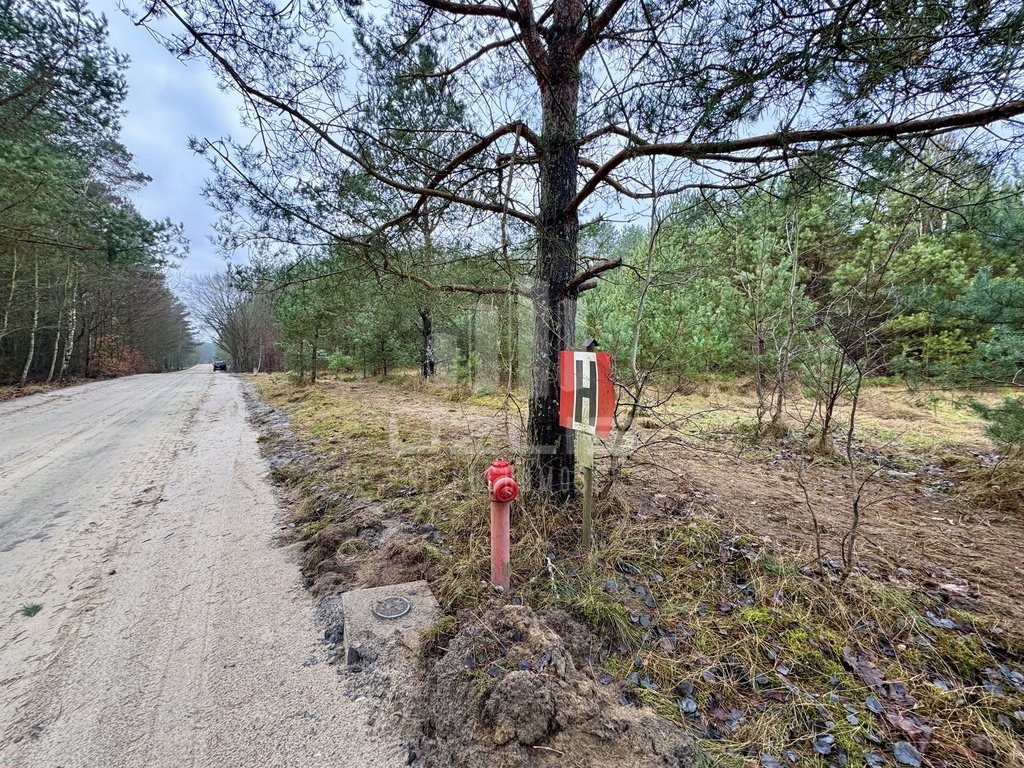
558, 351, 614, 436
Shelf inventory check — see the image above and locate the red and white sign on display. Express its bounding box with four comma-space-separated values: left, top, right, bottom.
559, 350, 614, 437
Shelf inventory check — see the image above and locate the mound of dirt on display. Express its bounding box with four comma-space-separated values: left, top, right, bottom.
417, 605, 697, 768
355, 531, 440, 587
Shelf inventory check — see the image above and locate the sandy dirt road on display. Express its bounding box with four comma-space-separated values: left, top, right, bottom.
0, 367, 400, 767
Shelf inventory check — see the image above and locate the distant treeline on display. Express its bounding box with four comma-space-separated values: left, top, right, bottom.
0, 1, 194, 386
228, 157, 1024, 399
207, 156, 1024, 448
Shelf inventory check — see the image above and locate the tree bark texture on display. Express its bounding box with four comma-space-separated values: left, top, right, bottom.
59, 273, 78, 382
526, 0, 583, 500
1, 250, 16, 342
19, 256, 39, 386
420, 308, 435, 377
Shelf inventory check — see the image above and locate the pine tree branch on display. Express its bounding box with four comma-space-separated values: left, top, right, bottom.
570, 100, 1024, 213
565, 257, 622, 295
419, 0, 522, 22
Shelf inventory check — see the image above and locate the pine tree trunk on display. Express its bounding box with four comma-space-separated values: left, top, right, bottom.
770, 245, 800, 430
419, 308, 435, 377
468, 301, 477, 390
19, 256, 39, 386
498, 295, 519, 389
526, 4, 582, 500
419, 203, 436, 379
310, 327, 318, 383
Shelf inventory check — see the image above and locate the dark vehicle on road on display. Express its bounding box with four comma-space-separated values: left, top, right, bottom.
213, 360, 227, 371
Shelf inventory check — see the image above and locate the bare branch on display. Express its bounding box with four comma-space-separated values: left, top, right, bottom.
407, 34, 521, 79
565, 257, 622, 295
419, 0, 521, 23
154, 0, 537, 227
574, 0, 628, 59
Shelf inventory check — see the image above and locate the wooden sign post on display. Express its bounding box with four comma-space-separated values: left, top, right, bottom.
578, 431, 595, 550
559, 349, 614, 550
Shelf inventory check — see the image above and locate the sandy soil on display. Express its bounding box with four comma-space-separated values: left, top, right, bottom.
654, 444, 1024, 622
0, 367, 401, 767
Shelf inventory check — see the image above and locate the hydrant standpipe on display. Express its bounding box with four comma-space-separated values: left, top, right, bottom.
486, 459, 518, 591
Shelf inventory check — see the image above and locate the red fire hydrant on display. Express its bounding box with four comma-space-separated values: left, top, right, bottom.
486, 458, 519, 591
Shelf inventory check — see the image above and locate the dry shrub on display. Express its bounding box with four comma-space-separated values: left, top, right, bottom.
963, 457, 1024, 516
90, 336, 152, 377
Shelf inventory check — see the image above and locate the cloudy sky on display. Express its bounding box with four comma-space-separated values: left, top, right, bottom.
98, 1, 243, 279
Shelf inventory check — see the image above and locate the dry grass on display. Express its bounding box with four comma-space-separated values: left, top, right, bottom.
252, 373, 1024, 767
0, 382, 55, 402
0, 378, 91, 403
665, 376, 1009, 461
